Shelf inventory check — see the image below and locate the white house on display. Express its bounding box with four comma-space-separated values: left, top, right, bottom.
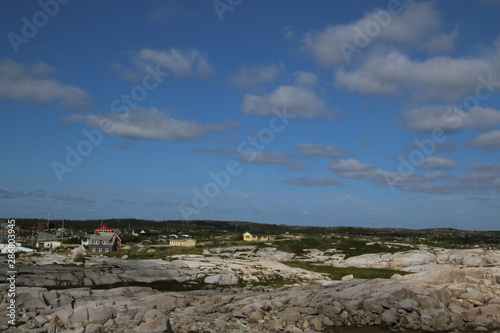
36, 240, 62, 249
0, 242, 38, 253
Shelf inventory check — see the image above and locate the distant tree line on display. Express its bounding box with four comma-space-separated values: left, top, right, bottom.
3, 218, 500, 248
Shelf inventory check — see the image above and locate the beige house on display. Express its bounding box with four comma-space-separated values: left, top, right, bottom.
169, 238, 196, 247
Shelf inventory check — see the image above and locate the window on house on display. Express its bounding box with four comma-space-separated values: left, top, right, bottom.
94, 240, 99, 244
99, 248, 102, 252
105, 248, 109, 252
92, 248, 96, 252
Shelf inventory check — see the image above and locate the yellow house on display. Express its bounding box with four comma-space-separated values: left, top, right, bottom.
243, 232, 270, 242
169, 238, 196, 247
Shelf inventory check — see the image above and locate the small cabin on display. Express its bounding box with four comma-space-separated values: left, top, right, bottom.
169, 238, 196, 247
243, 232, 270, 242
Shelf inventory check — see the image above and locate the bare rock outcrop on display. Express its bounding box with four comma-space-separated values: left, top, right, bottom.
2, 267, 500, 333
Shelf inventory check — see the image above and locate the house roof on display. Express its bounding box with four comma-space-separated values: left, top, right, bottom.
37, 232, 57, 241
90, 234, 117, 242
95, 224, 113, 231
244, 232, 268, 236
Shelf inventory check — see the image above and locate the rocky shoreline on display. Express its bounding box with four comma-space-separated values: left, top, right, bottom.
1, 247, 500, 332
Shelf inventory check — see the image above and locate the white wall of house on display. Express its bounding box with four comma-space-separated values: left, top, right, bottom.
0, 243, 37, 253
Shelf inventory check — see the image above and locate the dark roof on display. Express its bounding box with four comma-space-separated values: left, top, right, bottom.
90, 234, 118, 242
37, 232, 57, 241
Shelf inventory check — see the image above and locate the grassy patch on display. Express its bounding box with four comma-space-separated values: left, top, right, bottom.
103, 245, 204, 259
272, 237, 336, 255
333, 238, 412, 259
252, 276, 298, 288
272, 236, 412, 258
283, 260, 409, 280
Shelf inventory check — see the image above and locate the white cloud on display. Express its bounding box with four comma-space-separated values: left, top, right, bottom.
242, 72, 331, 118
401, 106, 500, 133
469, 129, 500, 152
419, 157, 458, 170
329, 158, 375, 172
0, 188, 46, 199
283, 176, 340, 186
458, 163, 500, 190
229, 63, 283, 90
292, 71, 318, 89
296, 143, 347, 158
0, 60, 92, 107
281, 25, 294, 39
424, 27, 459, 54
196, 147, 238, 155
138, 48, 214, 78
328, 159, 500, 194
114, 47, 215, 80
241, 151, 310, 170
52, 194, 95, 205
113, 199, 138, 206
335, 50, 496, 102
66, 107, 239, 142
466, 108, 500, 130
148, 0, 194, 23
302, 2, 457, 67
329, 158, 451, 193
401, 105, 463, 132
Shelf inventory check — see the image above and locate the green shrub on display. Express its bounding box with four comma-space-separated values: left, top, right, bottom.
283, 261, 409, 280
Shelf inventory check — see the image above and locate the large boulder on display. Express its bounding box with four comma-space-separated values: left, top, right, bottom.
344, 253, 392, 269
391, 250, 436, 268
134, 316, 172, 333
204, 273, 239, 286
71, 246, 87, 259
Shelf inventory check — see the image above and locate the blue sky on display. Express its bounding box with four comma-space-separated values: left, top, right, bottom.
1, 0, 500, 230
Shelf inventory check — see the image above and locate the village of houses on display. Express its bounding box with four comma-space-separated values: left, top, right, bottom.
0, 220, 272, 255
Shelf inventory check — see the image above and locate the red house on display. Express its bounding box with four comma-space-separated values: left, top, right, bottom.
94, 224, 121, 247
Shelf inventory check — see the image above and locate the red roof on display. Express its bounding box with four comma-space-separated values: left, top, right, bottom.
94, 224, 113, 235
94, 224, 121, 247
